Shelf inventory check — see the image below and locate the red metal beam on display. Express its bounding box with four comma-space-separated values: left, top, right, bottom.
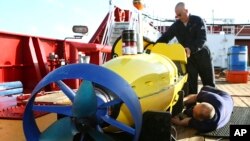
89, 13, 109, 44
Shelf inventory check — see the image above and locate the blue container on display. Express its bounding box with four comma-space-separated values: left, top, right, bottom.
228, 45, 248, 71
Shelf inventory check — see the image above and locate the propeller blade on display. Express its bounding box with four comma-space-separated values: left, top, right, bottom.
73, 80, 97, 118
88, 127, 115, 141
39, 117, 77, 141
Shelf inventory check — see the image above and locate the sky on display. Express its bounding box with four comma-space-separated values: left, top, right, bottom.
0, 0, 250, 42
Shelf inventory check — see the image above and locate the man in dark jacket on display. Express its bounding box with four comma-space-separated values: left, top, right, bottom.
156, 2, 215, 95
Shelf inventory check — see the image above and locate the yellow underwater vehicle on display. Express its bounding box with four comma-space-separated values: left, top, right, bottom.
23, 41, 188, 141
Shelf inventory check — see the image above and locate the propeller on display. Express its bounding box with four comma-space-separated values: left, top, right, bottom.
23, 63, 142, 141
39, 80, 114, 141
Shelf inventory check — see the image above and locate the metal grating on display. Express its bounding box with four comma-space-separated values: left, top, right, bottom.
199, 106, 250, 138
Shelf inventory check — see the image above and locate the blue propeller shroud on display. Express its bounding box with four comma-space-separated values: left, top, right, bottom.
23, 63, 142, 141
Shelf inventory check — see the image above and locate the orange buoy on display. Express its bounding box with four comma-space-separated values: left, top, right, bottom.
133, 0, 144, 10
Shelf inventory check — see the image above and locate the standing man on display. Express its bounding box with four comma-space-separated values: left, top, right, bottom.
156, 2, 215, 95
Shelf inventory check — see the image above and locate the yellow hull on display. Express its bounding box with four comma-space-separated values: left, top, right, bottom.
103, 42, 188, 127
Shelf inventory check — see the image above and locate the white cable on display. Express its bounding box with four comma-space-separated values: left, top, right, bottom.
171, 125, 178, 140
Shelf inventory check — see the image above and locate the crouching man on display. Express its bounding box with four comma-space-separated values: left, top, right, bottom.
171, 85, 234, 133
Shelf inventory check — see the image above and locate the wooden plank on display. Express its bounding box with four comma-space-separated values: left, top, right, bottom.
0, 113, 57, 141
34, 92, 71, 104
